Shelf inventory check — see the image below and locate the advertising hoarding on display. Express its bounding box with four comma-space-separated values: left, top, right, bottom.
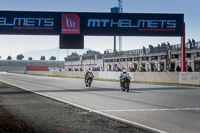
0, 11, 184, 49
0, 11, 184, 36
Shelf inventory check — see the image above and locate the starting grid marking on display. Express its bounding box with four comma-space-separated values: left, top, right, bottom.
97, 108, 200, 112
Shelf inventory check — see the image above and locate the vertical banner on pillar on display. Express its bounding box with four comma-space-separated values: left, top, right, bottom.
166, 48, 172, 69
138, 57, 140, 71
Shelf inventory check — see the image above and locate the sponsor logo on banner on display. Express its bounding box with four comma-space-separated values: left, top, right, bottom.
87, 19, 177, 29
62, 14, 80, 34
0, 17, 55, 30
0, 18, 54, 27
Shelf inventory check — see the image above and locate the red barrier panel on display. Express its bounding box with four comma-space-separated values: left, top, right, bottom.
26, 65, 49, 71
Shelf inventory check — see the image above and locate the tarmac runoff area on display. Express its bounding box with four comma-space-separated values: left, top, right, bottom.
0, 82, 154, 133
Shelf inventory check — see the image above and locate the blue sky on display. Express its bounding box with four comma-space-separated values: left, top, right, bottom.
0, 0, 199, 60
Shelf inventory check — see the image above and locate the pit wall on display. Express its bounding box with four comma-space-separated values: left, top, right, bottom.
179, 72, 200, 85
26, 71, 200, 85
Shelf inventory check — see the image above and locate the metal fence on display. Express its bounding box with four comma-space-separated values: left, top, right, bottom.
65, 41, 200, 61
65, 54, 103, 62
104, 41, 200, 58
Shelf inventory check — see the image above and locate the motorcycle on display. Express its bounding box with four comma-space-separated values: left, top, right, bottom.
85, 73, 94, 87
121, 75, 131, 92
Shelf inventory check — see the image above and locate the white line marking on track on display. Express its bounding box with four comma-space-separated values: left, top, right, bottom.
97, 108, 200, 112
0, 79, 167, 133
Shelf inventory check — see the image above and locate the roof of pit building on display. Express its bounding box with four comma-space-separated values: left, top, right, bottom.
65, 41, 200, 61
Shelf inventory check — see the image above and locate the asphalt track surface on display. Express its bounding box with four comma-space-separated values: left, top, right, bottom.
0, 72, 200, 133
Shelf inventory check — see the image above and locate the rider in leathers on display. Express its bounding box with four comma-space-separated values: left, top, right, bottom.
119, 69, 130, 87
85, 69, 94, 83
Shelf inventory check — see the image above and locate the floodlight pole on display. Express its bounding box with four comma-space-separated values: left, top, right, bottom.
118, 0, 123, 51
181, 22, 186, 72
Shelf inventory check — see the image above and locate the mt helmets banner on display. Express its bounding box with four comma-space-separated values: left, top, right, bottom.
0, 11, 61, 35
0, 11, 184, 36
79, 13, 184, 36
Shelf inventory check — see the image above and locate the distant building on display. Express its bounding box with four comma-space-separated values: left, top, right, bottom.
65, 41, 200, 72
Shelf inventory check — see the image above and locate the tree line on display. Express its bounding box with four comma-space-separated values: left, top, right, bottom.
64, 50, 101, 59
2, 50, 101, 61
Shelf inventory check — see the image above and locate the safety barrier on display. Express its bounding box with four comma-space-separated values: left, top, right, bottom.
132, 72, 179, 84
179, 72, 200, 85
26, 65, 49, 71
26, 71, 199, 85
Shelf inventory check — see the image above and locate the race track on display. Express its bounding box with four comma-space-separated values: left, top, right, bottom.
0, 72, 200, 133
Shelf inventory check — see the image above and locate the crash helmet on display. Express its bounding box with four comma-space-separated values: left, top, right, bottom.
122, 69, 127, 74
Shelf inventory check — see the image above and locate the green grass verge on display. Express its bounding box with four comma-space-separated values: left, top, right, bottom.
45, 75, 84, 79
0, 81, 10, 88
44, 75, 119, 82
94, 78, 119, 82
46, 75, 64, 77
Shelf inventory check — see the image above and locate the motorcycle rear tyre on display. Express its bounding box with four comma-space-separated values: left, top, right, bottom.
88, 79, 92, 87
126, 83, 129, 92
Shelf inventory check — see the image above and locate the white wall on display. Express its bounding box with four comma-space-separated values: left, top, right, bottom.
27, 71, 200, 85
179, 72, 200, 85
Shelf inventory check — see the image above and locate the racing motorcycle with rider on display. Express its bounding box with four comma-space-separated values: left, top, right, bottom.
119, 69, 131, 92
85, 69, 94, 87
